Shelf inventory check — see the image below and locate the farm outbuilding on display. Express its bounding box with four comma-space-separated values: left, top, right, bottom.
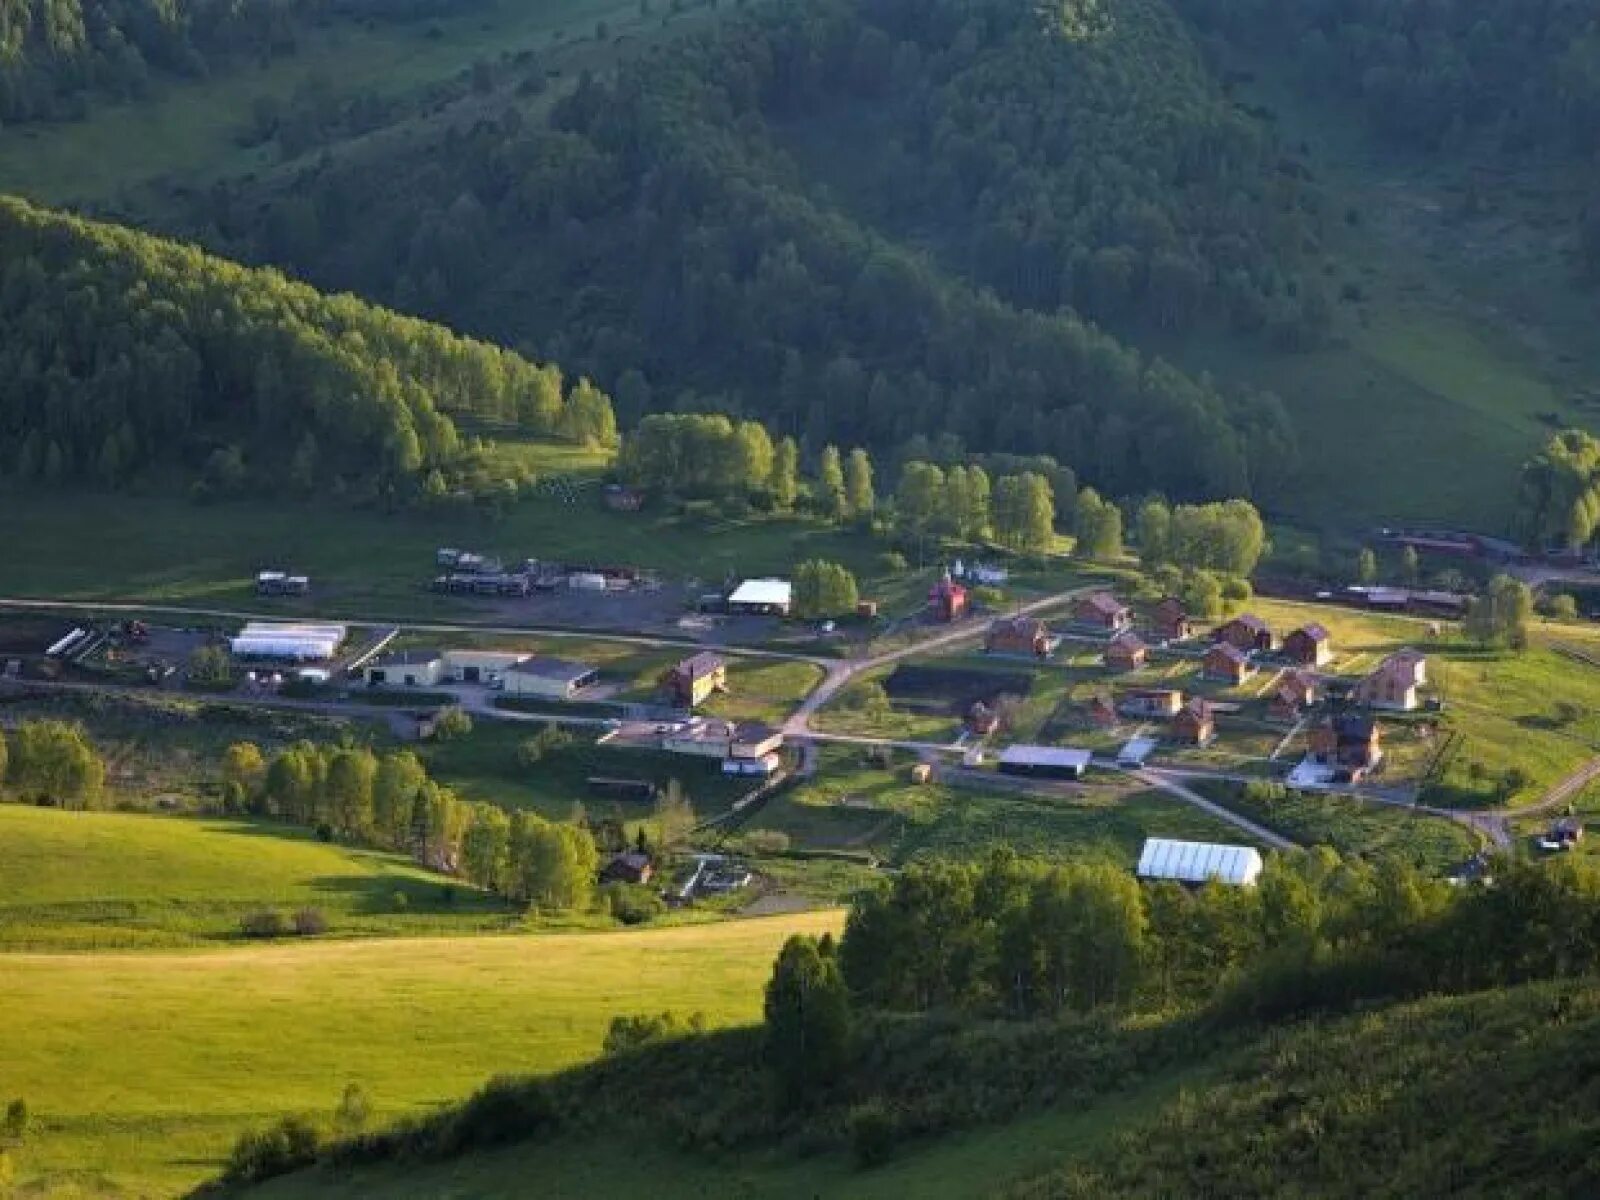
363, 649, 444, 687
998, 745, 1092, 780
443, 650, 528, 683
727, 578, 793, 616
1137, 837, 1263, 887
502, 657, 600, 699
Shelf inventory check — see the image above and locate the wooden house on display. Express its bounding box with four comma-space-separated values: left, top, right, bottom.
1269, 671, 1319, 722
1086, 693, 1119, 729
1074, 591, 1132, 632
1103, 631, 1148, 672
1356, 649, 1427, 712
986, 615, 1056, 658
1214, 613, 1274, 653
1152, 597, 1193, 641
1283, 623, 1333, 667
1309, 713, 1383, 779
1203, 641, 1254, 685
600, 852, 654, 885
1173, 698, 1216, 746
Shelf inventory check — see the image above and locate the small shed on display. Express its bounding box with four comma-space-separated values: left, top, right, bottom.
1137, 837, 1263, 887
601, 852, 654, 885
998, 745, 1093, 780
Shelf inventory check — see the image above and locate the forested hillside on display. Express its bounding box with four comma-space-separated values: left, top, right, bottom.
0, 0, 467, 122
0, 197, 615, 500
1178, 0, 1600, 275
188, 0, 1316, 503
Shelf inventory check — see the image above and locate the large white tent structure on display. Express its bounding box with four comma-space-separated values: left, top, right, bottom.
1136, 837, 1263, 887
230, 622, 347, 662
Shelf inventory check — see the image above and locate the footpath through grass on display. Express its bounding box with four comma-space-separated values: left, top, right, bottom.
1, 910, 841, 1196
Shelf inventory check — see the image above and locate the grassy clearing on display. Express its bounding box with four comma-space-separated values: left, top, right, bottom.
701, 658, 826, 725
0, 910, 840, 1196
749, 749, 1257, 866
417, 720, 747, 821
1192, 780, 1479, 871
0, 490, 955, 623
0, 805, 513, 949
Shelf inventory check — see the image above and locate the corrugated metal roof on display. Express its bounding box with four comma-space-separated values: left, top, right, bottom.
998, 745, 1093, 770
1136, 837, 1263, 886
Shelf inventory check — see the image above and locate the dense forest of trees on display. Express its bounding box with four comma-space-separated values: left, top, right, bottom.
0, 198, 615, 501
186, 0, 1311, 503
0, 0, 472, 122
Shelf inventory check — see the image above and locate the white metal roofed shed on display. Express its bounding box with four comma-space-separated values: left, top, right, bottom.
727, 578, 793, 616
1137, 837, 1263, 887
997, 745, 1093, 779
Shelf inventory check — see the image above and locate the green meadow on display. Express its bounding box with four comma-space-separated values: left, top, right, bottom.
0, 909, 841, 1196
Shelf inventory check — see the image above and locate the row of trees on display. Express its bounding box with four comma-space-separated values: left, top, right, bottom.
1136, 498, 1268, 578
0, 198, 615, 502
226, 738, 597, 910
616, 413, 875, 518
761, 845, 1600, 1107
0, 719, 105, 809
895, 462, 1057, 555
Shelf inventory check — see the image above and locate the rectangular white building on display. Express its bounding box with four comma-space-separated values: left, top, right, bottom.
727, 578, 793, 616
501, 657, 600, 700
1136, 838, 1263, 887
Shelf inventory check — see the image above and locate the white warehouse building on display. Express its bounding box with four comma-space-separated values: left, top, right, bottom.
1136, 838, 1263, 887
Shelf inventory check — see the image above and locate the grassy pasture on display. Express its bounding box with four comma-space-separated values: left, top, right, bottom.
0, 805, 513, 949
0, 910, 840, 1196
0, 488, 928, 621
416, 720, 748, 821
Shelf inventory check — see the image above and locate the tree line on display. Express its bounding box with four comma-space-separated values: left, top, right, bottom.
0, 198, 616, 504
225, 737, 598, 911
180, 0, 1306, 503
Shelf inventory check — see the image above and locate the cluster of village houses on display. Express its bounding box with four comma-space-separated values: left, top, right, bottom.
975, 591, 1432, 785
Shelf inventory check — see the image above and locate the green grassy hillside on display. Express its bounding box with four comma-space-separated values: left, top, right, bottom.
0, 805, 514, 949
0, 910, 840, 1196
222, 976, 1600, 1200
